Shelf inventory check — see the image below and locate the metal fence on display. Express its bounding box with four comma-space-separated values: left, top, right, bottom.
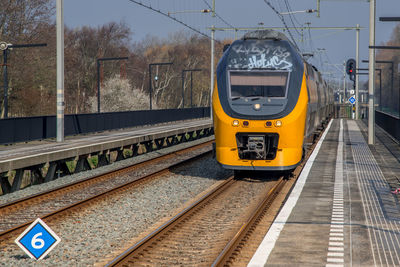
375, 110, 400, 142
0, 107, 210, 144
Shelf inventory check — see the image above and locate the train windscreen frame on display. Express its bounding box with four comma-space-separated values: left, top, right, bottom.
228, 70, 290, 99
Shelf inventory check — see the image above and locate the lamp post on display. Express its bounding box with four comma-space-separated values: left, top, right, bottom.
181, 69, 202, 108
0, 42, 47, 119
148, 62, 173, 110
96, 57, 128, 113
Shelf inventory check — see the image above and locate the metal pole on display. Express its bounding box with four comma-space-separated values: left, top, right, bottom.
181, 71, 185, 108
355, 24, 360, 119
368, 0, 376, 145
211, 26, 215, 116
56, 0, 64, 142
379, 70, 382, 109
190, 71, 193, 108
97, 60, 100, 113
210, 0, 215, 118
3, 50, 8, 118
149, 64, 152, 110
343, 61, 346, 102
317, 0, 320, 18
391, 62, 394, 111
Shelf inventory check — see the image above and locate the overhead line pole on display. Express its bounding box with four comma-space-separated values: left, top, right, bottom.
210, 0, 215, 119
56, 0, 64, 142
343, 61, 346, 102
368, 0, 376, 145
355, 24, 360, 119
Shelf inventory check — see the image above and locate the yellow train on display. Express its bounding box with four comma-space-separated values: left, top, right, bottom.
212, 30, 333, 171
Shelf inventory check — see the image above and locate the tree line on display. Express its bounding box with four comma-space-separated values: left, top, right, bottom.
0, 1, 225, 118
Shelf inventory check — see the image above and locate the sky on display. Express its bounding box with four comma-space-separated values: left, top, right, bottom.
64, 0, 400, 83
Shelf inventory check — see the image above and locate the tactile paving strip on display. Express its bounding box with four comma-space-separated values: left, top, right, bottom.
348, 120, 400, 266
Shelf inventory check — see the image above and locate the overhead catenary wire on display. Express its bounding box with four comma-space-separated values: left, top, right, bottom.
202, 0, 235, 29
126, 0, 222, 43
262, 0, 301, 52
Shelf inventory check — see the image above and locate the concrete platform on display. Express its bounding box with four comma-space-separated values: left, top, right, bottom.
249, 119, 400, 267
0, 119, 212, 193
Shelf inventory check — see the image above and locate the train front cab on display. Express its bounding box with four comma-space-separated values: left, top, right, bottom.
212, 71, 309, 171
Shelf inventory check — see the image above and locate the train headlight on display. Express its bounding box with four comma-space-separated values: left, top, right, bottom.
275, 120, 282, 127
232, 120, 239, 126
253, 103, 261, 110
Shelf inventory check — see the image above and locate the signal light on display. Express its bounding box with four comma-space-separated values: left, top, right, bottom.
243, 121, 249, 127
232, 120, 239, 126
346, 58, 356, 81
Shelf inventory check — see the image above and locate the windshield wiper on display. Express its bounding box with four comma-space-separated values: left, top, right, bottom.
231, 96, 241, 100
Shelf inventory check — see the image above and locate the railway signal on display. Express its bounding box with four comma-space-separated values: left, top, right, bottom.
346, 58, 356, 81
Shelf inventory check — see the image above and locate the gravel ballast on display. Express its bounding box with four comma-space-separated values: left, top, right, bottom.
0, 138, 231, 266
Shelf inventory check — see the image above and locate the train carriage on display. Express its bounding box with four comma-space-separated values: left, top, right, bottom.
212, 30, 333, 171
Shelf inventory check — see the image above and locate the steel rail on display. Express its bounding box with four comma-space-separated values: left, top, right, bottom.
211, 177, 286, 266
106, 176, 236, 267
0, 141, 213, 238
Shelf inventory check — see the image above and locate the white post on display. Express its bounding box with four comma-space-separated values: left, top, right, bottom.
56, 0, 64, 142
210, 26, 215, 119
343, 61, 346, 103
210, 0, 215, 119
368, 0, 376, 144
355, 24, 360, 119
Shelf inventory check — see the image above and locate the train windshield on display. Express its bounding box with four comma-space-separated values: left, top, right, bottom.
229, 71, 289, 99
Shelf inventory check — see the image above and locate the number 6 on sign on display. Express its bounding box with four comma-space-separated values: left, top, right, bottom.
31, 232, 45, 249
15, 218, 61, 260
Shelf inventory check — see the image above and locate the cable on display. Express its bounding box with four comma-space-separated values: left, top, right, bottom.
262, 0, 300, 52
284, 0, 303, 28
126, 0, 221, 43
202, 0, 235, 28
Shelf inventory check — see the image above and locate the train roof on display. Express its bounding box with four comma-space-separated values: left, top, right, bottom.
242, 30, 291, 42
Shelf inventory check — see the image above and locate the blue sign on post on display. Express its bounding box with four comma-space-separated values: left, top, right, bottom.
15, 218, 61, 260
349, 96, 356, 104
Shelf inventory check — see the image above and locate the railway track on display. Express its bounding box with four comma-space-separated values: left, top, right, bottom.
0, 141, 213, 241
106, 121, 326, 266
106, 174, 287, 266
